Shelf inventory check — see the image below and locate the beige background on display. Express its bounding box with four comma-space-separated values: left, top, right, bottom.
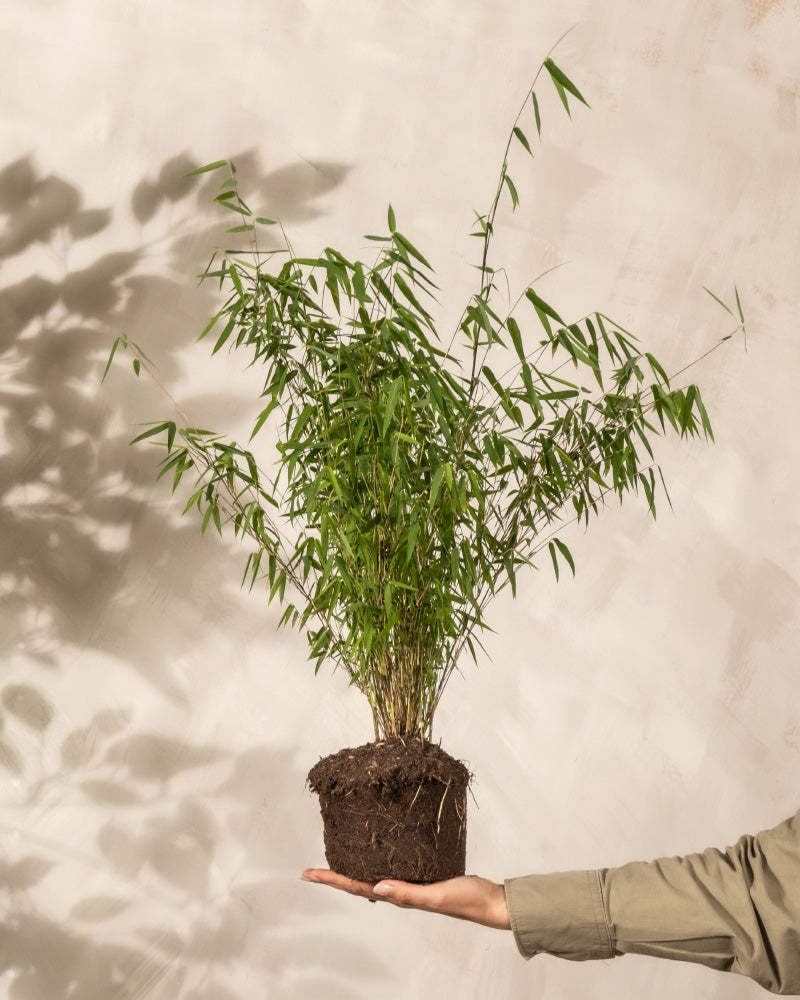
2, 1, 799, 997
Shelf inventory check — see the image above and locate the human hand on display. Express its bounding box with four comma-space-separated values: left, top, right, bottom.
300, 870, 511, 930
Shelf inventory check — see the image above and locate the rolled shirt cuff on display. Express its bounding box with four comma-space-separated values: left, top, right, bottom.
504, 868, 616, 961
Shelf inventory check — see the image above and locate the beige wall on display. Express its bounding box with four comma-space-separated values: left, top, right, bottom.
2, 1, 799, 996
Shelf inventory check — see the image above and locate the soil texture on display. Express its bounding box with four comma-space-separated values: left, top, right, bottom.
307, 736, 470, 884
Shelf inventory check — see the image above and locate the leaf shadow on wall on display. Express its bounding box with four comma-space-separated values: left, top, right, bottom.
0, 152, 351, 699
0, 683, 387, 999
0, 155, 395, 996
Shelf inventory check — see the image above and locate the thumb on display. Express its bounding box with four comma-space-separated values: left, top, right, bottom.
372, 880, 419, 905
372, 880, 399, 898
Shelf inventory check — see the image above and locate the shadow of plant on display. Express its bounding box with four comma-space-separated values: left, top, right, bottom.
0, 152, 351, 694
0, 155, 395, 996
0, 681, 387, 999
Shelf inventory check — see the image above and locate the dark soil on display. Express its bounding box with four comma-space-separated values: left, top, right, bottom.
307, 736, 470, 884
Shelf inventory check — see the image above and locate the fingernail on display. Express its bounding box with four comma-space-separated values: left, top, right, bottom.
301, 873, 319, 883
373, 882, 391, 896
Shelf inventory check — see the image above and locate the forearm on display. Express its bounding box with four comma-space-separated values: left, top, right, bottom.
505, 809, 800, 995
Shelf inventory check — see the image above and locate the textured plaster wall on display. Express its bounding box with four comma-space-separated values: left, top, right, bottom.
1, 1, 799, 997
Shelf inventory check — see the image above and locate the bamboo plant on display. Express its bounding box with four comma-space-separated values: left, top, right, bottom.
107, 48, 744, 742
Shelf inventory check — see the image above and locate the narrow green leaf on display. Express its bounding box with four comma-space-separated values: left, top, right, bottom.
703, 286, 734, 317
185, 160, 228, 176
658, 467, 674, 512
405, 520, 420, 564
216, 198, 252, 217
201, 503, 214, 534
101, 335, 126, 383
155, 450, 183, 483
532, 91, 542, 135
734, 285, 744, 323
482, 365, 506, 400
394, 273, 432, 324
197, 309, 224, 342
250, 398, 279, 441
552, 78, 571, 117
382, 377, 402, 438
547, 542, 560, 582
525, 288, 565, 326
183, 488, 204, 515
679, 385, 697, 434
695, 391, 714, 442
387, 205, 397, 233
507, 315, 525, 362
325, 467, 342, 498
229, 266, 245, 297
504, 556, 517, 597
544, 59, 589, 107
130, 421, 172, 446
132, 358, 141, 376
256, 217, 278, 225
504, 173, 520, 210
429, 465, 446, 509
393, 232, 432, 270
212, 314, 237, 355
513, 126, 532, 155
644, 352, 670, 386
554, 538, 575, 576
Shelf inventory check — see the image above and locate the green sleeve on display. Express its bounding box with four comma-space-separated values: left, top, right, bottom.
504, 809, 800, 995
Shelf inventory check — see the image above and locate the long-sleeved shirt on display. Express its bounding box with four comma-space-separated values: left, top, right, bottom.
504, 808, 800, 995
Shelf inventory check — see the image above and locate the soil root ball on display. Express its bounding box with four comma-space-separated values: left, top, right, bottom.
307, 736, 470, 884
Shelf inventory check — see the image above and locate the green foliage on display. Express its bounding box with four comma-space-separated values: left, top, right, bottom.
108, 43, 744, 742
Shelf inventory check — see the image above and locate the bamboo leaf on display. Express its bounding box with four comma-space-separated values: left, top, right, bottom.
197, 309, 224, 342
393, 232, 432, 270
382, 377, 402, 438
703, 286, 734, 317
553, 537, 575, 576
405, 520, 420, 564
229, 266, 245, 297
155, 450, 184, 484
185, 160, 228, 176
658, 467, 674, 512
552, 79, 571, 117
695, 391, 714, 441
532, 91, 542, 135
129, 421, 173, 446
734, 285, 745, 324
644, 352, 670, 386
429, 465, 446, 509
506, 316, 525, 362
212, 314, 237, 355
513, 126, 532, 156
544, 59, 589, 107
504, 173, 520, 210
525, 288, 566, 333
250, 398, 280, 441
101, 335, 126, 383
